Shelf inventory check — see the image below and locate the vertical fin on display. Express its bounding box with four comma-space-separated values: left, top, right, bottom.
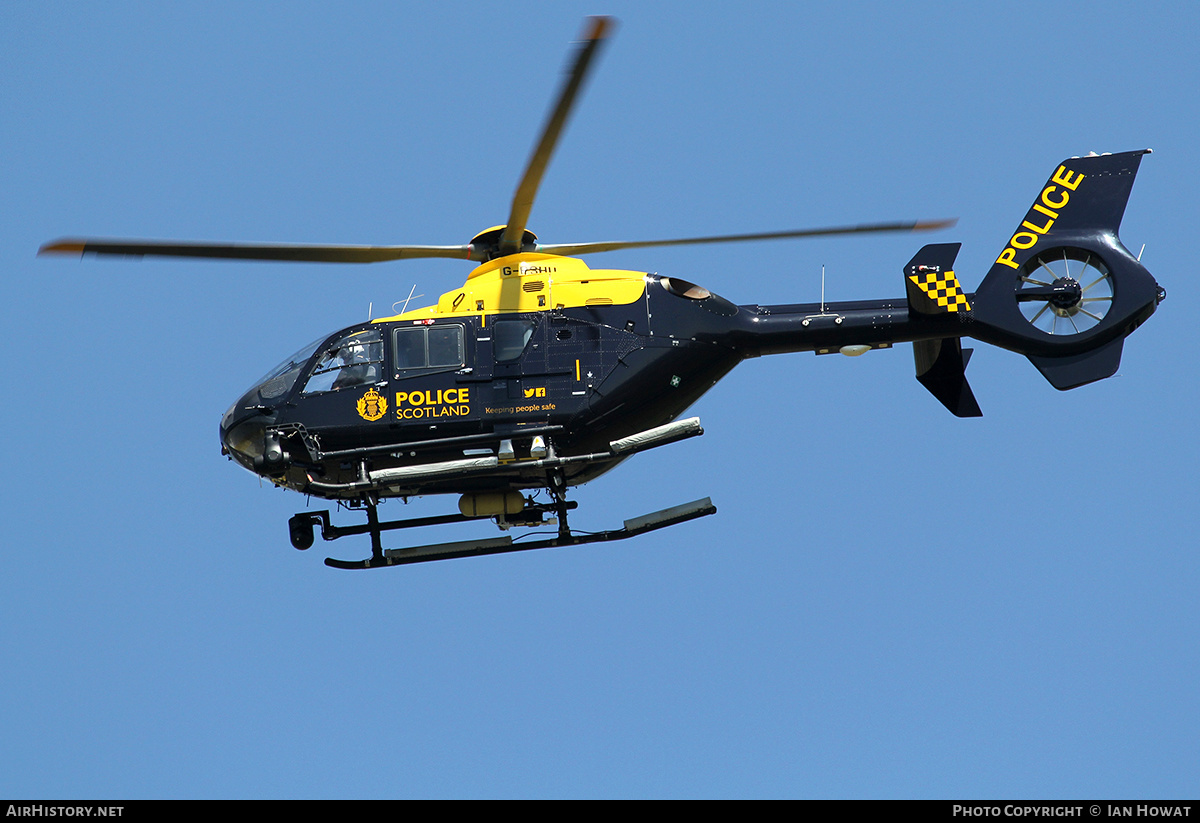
914, 337, 982, 417
969, 150, 1161, 392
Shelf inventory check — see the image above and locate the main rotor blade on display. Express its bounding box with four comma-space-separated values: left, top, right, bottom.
499, 16, 615, 257
39, 239, 471, 263
535, 218, 958, 257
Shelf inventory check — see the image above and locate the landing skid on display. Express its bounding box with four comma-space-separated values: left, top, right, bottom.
309, 497, 716, 570
284, 416, 717, 569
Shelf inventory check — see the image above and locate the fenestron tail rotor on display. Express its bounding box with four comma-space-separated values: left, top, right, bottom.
1016, 248, 1114, 336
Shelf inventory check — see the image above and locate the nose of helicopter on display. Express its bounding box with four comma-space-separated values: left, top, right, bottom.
219, 397, 275, 471
218, 335, 324, 470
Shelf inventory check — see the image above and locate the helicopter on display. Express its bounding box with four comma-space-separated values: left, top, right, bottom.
40, 17, 1164, 569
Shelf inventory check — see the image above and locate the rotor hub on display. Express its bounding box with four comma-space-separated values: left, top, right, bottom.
467, 226, 539, 261
1048, 277, 1084, 315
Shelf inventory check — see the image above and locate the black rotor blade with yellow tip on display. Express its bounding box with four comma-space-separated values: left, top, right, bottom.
38, 239, 472, 263
498, 16, 615, 257
536, 219, 957, 257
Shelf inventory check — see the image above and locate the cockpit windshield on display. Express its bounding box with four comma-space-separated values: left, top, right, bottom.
244, 335, 326, 403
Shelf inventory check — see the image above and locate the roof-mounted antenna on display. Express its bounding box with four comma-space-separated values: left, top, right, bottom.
821, 264, 826, 314
801, 263, 844, 327
392, 284, 425, 317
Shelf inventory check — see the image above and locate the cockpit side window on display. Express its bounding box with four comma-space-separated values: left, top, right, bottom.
301, 328, 385, 394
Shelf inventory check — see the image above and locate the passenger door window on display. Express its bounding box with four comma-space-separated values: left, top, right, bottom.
393, 325, 464, 375
492, 320, 538, 362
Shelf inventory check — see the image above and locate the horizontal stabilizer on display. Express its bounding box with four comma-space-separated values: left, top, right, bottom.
1027, 336, 1124, 390
904, 243, 968, 316
914, 337, 982, 417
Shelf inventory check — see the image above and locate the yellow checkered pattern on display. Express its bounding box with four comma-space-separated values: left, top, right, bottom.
909, 270, 971, 312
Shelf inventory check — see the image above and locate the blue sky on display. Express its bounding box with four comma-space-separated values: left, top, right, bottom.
3, 0, 1198, 798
